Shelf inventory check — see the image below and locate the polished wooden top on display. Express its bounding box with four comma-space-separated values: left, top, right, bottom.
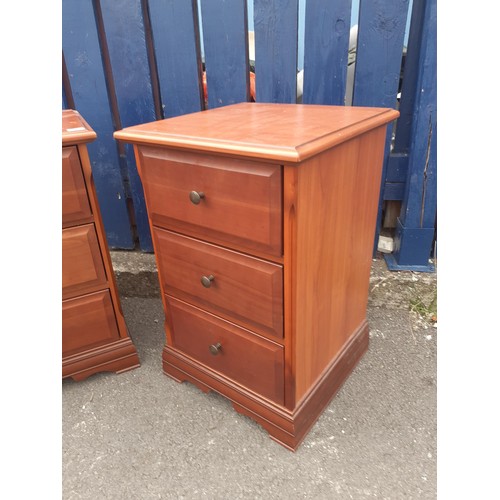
62, 109, 97, 145
114, 103, 399, 162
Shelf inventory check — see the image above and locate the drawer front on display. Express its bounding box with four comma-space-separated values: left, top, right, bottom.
62, 290, 120, 356
62, 224, 107, 299
167, 297, 284, 404
62, 146, 92, 227
155, 228, 283, 339
138, 147, 282, 256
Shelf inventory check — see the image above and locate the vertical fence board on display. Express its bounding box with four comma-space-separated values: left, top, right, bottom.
302, 0, 351, 105
254, 0, 298, 103
100, 0, 155, 251
100, 0, 156, 125
387, 0, 436, 270
62, 0, 435, 269
200, 0, 249, 108
393, 0, 425, 153
149, 0, 204, 118
353, 0, 409, 108
353, 0, 410, 254
383, 0, 424, 202
62, 53, 75, 110
62, 0, 134, 249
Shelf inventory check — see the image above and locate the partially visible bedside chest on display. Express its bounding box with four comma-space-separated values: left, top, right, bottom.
62, 109, 140, 380
114, 103, 398, 450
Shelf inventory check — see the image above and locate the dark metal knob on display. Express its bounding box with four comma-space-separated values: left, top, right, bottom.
209, 342, 222, 355
189, 190, 205, 205
201, 274, 215, 288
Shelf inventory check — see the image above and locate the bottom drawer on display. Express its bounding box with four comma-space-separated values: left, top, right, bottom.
62, 290, 120, 356
166, 296, 284, 404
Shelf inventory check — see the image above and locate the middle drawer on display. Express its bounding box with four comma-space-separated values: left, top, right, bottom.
62, 224, 107, 300
154, 228, 283, 340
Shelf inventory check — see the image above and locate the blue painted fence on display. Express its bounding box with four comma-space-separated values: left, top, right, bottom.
62, 0, 437, 270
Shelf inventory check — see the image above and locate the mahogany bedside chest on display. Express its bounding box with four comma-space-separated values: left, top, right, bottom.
62, 109, 140, 380
114, 103, 398, 450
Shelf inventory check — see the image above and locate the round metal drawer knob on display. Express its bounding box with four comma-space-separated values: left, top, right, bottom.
209, 342, 222, 355
201, 274, 215, 288
189, 190, 205, 205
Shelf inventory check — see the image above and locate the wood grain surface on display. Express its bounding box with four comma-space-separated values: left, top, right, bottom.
293, 126, 387, 401
117, 103, 397, 449
62, 110, 96, 145
166, 297, 284, 404
137, 146, 282, 256
62, 290, 120, 356
155, 228, 283, 340
62, 146, 93, 227
62, 109, 140, 380
114, 102, 399, 162
62, 224, 108, 300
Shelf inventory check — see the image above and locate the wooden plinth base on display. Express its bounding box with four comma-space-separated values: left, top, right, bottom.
163, 321, 369, 451
63, 337, 140, 381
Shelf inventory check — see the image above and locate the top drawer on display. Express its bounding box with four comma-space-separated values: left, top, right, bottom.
62, 146, 92, 227
137, 147, 282, 256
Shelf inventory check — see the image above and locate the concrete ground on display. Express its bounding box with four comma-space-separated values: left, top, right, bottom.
62, 252, 437, 499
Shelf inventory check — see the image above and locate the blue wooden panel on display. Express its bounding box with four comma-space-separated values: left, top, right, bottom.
398, 0, 436, 230
353, 0, 409, 109
386, 153, 408, 183
62, 0, 134, 249
385, 224, 435, 272
353, 0, 410, 255
353, 0, 410, 154
254, 0, 298, 103
390, 0, 436, 269
62, 53, 74, 110
393, 0, 425, 153
302, 0, 351, 105
100, 0, 155, 251
383, 182, 405, 201
149, 0, 204, 118
200, 0, 249, 108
